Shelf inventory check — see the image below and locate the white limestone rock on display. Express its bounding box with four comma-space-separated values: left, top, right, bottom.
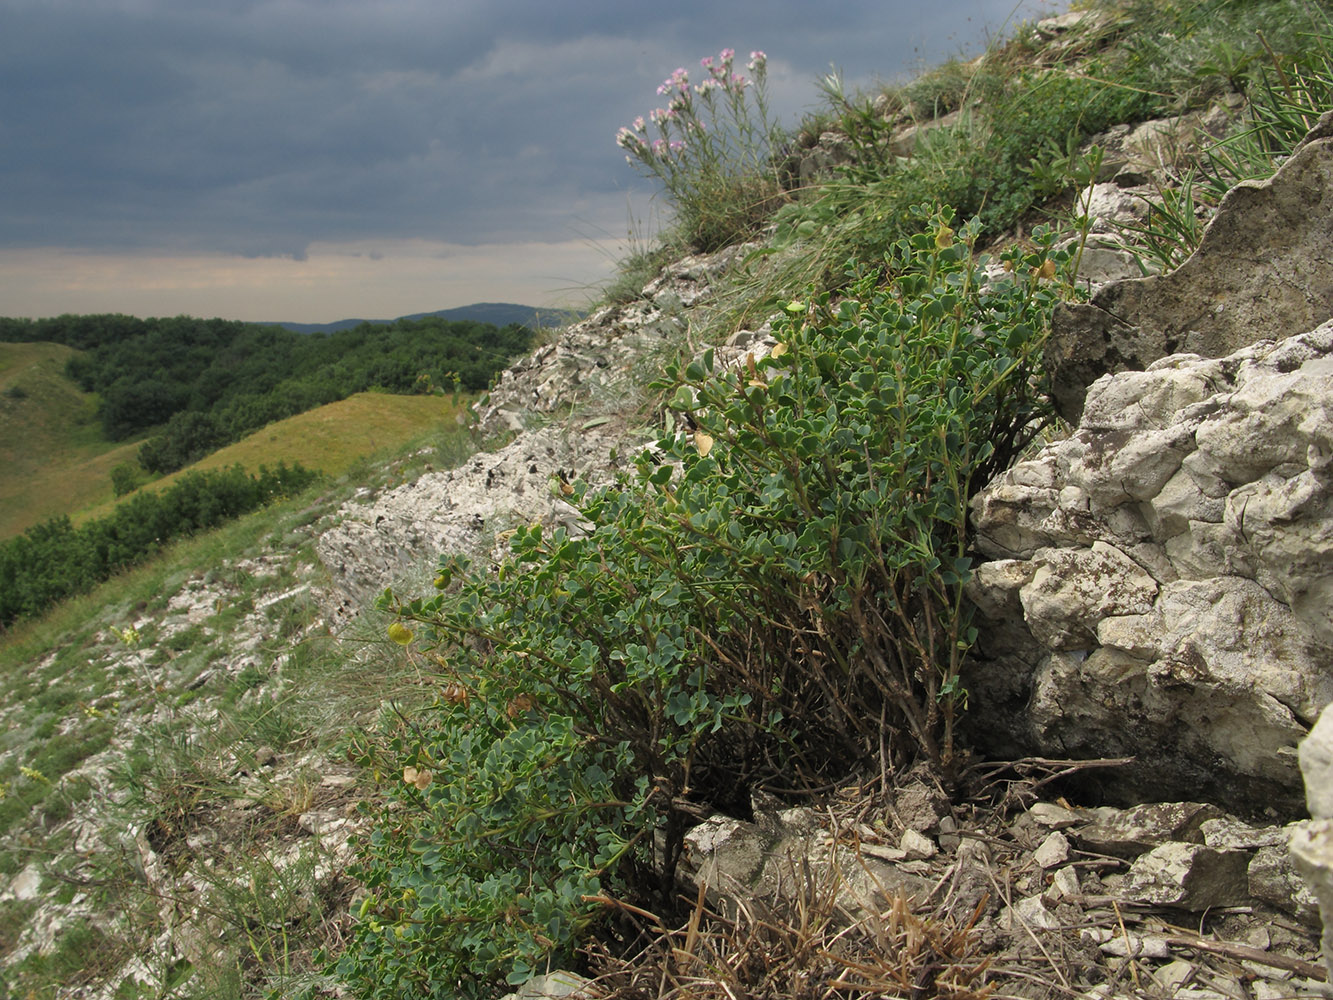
967, 322, 1333, 809
1123, 843, 1251, 910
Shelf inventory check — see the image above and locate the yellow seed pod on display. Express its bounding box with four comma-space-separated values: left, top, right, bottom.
403, 766, 433, 790
387, 622, 414, 646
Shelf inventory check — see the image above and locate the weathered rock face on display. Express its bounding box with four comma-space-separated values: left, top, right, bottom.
965, 323, 1333, 812
314, 422, 629, 619
1047, 110, 1333, 421
475, 243, 755, 440
315, 242, 763, 618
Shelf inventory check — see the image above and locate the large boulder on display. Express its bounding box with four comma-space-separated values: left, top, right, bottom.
965, 323, 1333, 812
1047, 110, 1333, 421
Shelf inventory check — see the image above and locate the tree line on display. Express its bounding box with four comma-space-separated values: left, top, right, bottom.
0, 463, 319, 628
0, 313, 534, 473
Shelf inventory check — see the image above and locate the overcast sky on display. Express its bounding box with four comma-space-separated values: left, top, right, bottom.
0, 0, 1057, 323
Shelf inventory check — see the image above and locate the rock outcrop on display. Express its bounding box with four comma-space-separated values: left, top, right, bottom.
475, 244, 756, 439
963, 113, 1333, 814
315, 422, 628, 618
966, 322, 1333, 811
315, 244, 763, 616
1047, 109, 1333, 421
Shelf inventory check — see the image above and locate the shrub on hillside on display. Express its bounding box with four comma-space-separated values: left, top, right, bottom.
338, 209, 1068, 999
0, 463, 319, 627
109, 463, 145, 497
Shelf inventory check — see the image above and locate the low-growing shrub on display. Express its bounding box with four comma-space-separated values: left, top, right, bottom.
109, 461, 147, 497
338, 209, 1068, 999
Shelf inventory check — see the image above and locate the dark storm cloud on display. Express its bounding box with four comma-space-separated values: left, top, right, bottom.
0, 0, 1053, 257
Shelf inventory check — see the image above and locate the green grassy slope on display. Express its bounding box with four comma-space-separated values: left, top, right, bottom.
0, 338, 471, 537
0, 342, 142, 538
83, 391, 473, 522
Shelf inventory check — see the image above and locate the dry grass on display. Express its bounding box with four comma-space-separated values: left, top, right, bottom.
586, 867, 996, 1000
166, 391, 469, 478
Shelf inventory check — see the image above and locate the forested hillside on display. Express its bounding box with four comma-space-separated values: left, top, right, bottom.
0, 313, 533, 475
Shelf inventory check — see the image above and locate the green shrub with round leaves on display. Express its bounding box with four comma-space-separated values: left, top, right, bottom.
336, 208, 1070, 999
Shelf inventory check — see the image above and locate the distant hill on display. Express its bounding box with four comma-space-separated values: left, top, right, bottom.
269, 302, 579, 335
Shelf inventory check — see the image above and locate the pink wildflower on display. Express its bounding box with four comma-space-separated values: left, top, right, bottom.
719, 48, 735, 62
659, 69, 687, 94
701, 56, 713, 69
633, 116, 645, 131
